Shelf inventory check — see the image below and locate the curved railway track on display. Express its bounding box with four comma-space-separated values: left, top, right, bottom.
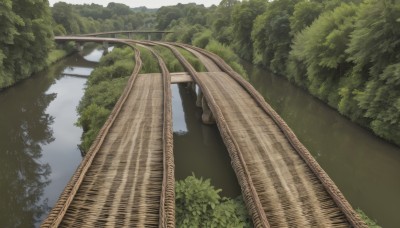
43, 39, 174, 227
46, 36, 366, 227
153, 41, 366, 227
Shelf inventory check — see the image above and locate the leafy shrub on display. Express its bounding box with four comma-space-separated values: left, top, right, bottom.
192, 29, 213, 49
137, 46, 160, 74
176, 47, 206, 72
154, 46, 185, 72
175, 175, 252, 228
205, 40, 248, 79
356, 209, 381, 228
77, 104, 110, 151
77, 46, 134, 152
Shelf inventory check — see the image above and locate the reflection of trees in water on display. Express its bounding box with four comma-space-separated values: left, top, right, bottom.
0, 64, 61, 227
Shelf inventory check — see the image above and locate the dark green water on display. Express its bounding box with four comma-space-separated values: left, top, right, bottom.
0, 49, 101, 227
244, 63, 400, 227
172, 84, 241, 198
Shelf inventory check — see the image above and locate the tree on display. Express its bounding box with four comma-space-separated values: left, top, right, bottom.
252, 0, 300, 73
232, 0, 267, 61
0, 0, 53, 89
290, 1, 323, 35
288, 3, 358, 106
0, 0, 24, 87
340, 0, 400, 144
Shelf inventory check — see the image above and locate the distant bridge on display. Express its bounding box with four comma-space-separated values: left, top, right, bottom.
43, 36, 367, 227
82, 30, 174, 40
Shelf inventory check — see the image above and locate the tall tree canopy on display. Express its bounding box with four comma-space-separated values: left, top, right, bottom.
0, 0, 53, 89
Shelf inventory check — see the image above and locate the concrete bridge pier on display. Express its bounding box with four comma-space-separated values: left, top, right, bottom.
103, 41, 109, 54
128, 33, 132, 39
75, 42, 83, 51
196, 87, 203, 107
201, 97, 215, 125
186, 82, 196, 93
147, 34, 151, 41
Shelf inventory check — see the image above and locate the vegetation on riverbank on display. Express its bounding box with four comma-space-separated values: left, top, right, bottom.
76, 46, 135, 152
155, 0, 400, 146
0, 0, 53, 90
176, 175, 252, 227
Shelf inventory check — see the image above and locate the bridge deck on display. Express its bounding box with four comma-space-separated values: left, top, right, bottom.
198, 72, 350, 227
45, 37, 365, 227
168, 44, 365, 227
59, 74, 164, 227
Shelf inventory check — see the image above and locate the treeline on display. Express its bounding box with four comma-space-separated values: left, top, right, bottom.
51, 2, 156, 35
0, 1, 156, 90
155, 0, 400, 146
0, 0, 53, 89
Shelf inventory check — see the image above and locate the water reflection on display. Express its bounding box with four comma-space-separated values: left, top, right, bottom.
245, 63, 400, 227
0, 64, 61, 227
172, 84, 241, 198
0, 49, 102, 227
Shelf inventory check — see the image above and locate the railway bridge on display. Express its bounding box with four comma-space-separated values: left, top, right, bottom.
42, 36, 367, 227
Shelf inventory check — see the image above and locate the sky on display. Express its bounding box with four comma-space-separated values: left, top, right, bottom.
48, 0, 221, 8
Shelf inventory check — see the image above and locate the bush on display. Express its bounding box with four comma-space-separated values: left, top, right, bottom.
356, 209, 381, 228
137, 46, 160, 74
77, 104, 110, 151
175, 175, 252, 228
205, 40, 248, 79
192, 29, 213, 49
77, 46, 134, 153
176, 47, 206, 72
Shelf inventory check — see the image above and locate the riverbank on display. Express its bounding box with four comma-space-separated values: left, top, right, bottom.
244, 63, 398, 227
0, 48, 103, 227
0, 44, 75, 91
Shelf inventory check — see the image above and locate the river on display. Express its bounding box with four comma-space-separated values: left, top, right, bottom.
0, 47, 102, 227
244, 63, 400, 227
1, 48, 398, 227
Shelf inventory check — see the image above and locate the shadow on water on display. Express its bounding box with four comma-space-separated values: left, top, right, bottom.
244, 62, 400, 227
172, 84, 241, 198
0, 47, 104, 227
0, 64, 60, 227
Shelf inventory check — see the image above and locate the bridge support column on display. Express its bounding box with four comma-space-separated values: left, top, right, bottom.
201, 97, 215, 125
196, 87, 203, 107
75, 42, 83, 51
147, 34, 151, 41
186, 82, 196, 93
103, 41, 109, 54
128, 33, 132, 39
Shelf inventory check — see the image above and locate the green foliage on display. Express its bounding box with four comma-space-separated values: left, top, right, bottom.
290, 1, 323, 35
175, 175, 252, 228
0, 0, 54, 89
206, 40, 248, 79
176, 47, 206, 72
77, 47, 134, 152
252, 0, 300, 73
52, 2, 156, 35
45, 49, 68, 66
356, 209, 381, 228
356, 63, 400, 145
77, 104, 110, 151
137, 46, 160, 74
231, 0, 267, 61
154, 46, 185, 72
289, 3, 358, 106
192, 29, 213, 49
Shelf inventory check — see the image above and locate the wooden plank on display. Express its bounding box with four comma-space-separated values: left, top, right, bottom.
171, 72, 193, 84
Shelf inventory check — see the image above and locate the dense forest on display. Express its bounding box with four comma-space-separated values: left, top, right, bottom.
152, 0, 400, 146
0, 0, 53, 89
0, 1, 155, 90
0, 0, 399, 145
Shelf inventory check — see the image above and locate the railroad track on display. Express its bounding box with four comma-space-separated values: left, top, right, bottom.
152, 41, 366, 227
43, 39, 174, 227
46, 36, 366, 227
